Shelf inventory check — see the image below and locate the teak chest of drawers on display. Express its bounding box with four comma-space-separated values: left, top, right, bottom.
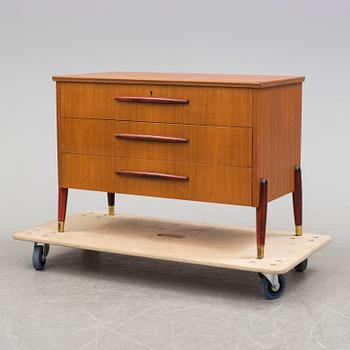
53, 72, 305, 259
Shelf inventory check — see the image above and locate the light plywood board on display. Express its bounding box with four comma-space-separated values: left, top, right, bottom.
13, 212, 331, 274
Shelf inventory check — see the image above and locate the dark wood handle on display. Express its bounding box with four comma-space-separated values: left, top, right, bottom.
115, 96, 189, 104
115, 133, 188, 143
116, 170, 188, 181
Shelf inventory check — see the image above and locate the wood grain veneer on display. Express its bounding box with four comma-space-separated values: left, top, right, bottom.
53, 72, 305, 88
60, 153, 252, 206
60, 83, 252, 127
251, 83, 302, 206
60, 118, 252, 167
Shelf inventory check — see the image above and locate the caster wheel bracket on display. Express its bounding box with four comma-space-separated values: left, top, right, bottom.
261, 273, 280, 292
259, 273, 286, 300
34, 243, 50, 262
43, 243, 50, 261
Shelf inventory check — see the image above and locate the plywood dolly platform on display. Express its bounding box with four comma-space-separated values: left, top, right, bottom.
13, 212, 331, 300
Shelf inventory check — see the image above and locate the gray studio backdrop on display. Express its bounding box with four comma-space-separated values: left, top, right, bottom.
1, 0, 349, 237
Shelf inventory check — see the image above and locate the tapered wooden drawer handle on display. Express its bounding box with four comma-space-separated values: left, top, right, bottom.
115, 133, 189, 143
116, 170, 188, 181
115, 96, 189, 104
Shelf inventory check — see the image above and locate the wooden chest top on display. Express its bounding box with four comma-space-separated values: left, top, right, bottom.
53, 71, 305, 88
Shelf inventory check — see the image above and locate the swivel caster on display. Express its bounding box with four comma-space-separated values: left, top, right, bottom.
32, 243, 50, 271
259, 273, 286, 300
294, 259, 308, 272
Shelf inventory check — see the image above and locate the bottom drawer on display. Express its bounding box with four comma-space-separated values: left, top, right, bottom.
60, 153, 252, 206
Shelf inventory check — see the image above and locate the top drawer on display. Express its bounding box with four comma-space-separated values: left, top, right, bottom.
59, 83, 252, 127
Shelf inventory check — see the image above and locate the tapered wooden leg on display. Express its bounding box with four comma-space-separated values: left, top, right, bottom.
107, 192, 115, 216
58, 188, 68, 232
256, 179, 268, 259
293, 165, 302, 236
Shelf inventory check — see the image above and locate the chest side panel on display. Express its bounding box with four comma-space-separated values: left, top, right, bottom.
251, 83, 302, 206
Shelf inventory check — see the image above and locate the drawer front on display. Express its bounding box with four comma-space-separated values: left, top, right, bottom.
61, 118, 252, 167
60, 154, 252, 205
60, 83, 252, 127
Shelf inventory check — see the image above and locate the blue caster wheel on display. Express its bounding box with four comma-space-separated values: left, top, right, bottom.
294, 259, 308, 272
260, 275, 286, 300
32, 244, 49, 271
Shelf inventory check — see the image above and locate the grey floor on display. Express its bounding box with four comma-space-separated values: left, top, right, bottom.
1, 229, 349, 350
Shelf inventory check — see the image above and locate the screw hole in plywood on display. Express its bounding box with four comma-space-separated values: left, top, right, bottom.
156, 233, 186, 239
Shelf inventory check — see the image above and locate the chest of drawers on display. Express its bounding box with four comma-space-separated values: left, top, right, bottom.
53, 72, 304, 259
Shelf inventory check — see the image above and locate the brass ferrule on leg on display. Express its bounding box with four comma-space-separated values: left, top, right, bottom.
295, 225, 302, 236
58, 221, 65, 232
108, 205, 115, 216
257, 245, 264, 259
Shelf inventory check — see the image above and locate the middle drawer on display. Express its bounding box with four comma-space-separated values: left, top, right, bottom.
61, 118, 252, 167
